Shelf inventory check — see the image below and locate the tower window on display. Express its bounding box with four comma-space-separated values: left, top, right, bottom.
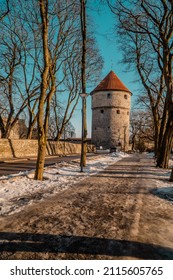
107, 93, 111, 99
100, 109, 104, 114
124, 94, 128, 99
95, 127, 97, 130
117, 109, 120, 114
127, 111, 129, 115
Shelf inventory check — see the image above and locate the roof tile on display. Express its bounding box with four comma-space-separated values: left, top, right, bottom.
91, 70, 131, 94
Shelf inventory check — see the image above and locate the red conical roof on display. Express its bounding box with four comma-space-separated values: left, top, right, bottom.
91, 70, 131, 95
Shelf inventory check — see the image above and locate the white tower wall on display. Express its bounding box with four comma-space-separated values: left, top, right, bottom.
91, 90, 131, 149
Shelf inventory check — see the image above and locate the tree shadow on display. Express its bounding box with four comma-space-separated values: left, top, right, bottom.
46, 142, 57, 156
8, 139, 16, 158
151, 187, 173, 203
94, 168, 170, 180
92, 175, 169, 180
0, 232, 173, 259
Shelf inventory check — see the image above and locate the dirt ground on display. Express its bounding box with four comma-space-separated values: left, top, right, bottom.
0, 153, 173, 260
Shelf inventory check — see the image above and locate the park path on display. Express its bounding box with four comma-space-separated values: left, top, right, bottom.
0, 153, 173, 260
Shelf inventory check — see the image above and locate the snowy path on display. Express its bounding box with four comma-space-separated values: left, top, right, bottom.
0, 152, 127, 216
0, 153, 173, 260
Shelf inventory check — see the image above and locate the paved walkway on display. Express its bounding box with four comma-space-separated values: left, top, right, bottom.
0, 153, 173, 259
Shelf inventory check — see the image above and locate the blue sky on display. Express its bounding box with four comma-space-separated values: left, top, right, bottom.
72, 2, 139, 138
0, 0, 139, 138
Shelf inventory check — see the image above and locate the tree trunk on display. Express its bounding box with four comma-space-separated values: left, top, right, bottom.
34, 88, 47, 180
27, 116, 37, 139
34, 0, 50, 181
157, 110, 173, 168
157, 39, 173, 168
55, 130, 63, 142
157, 137, 172, 168
80, 0, 87, 169
170, 168, 173, 182
83, 97, 87, 166
153, 114, 160, 157
35, 133, 46, 180
0, 123, 11, 138
131, 134, 136, 151
27, 126, 34, 139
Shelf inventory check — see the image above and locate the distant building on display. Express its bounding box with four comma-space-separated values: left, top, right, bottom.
0, 119, 27, 139
90, 70, 132, 150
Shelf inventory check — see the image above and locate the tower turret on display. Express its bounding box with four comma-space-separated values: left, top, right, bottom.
90, 70, 132, 150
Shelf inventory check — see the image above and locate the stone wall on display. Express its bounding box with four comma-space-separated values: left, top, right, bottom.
91, 90, 131, 149
0, 139, 94, 159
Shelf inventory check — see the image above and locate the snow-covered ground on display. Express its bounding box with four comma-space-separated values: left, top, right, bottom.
0, 152, 128, 216
154, 158, 173, 202
0, 152, 173, 217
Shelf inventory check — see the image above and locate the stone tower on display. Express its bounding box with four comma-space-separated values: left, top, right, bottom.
90, 70, 132, 150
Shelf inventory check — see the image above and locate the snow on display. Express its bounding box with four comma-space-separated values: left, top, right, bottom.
1, 152, 173, 217
147, 152, 155, 158
0, 152, 128, 216
148, 155, 173, 203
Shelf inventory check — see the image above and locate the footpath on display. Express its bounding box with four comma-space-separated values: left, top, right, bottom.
0, 153, 173, 260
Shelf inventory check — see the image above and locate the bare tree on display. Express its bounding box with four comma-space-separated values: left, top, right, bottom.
54, 64, 81, 141
0, 0, 10, 139
48, 30, 103, 142
0, 0, 9, 21
0, 0, 103, 180
34, 0, 54, 180
46, 0, 103, 144
130, 110, 154, 152
0, 4, 41, 139
35, 0, 82, 180
108, 0, 173, 169
0, 16, 30, 138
